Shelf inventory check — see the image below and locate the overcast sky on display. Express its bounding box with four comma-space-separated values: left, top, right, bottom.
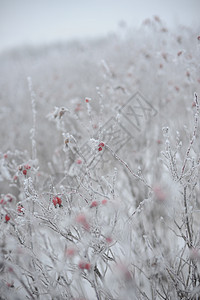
0, 0, 199, 53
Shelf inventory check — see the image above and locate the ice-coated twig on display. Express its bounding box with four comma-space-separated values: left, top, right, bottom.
179, 93, 199, 182
27, 77, 37, 162
106, 144, 152, 189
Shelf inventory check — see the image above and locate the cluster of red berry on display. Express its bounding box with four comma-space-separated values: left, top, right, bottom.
5, 214, 10, 222
19, 164, 31, 176
98, 142, 105, 152
52, 196, 62, 207
0, 194, 14, 205
0, 194, 25, 222
78, 261, 91, 270
90, 199, 108, 208
17, 204, 24, 214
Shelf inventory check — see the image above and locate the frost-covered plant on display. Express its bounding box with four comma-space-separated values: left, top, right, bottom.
0, 16, 200, 300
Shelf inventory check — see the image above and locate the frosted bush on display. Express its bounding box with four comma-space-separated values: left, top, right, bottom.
0, 17, 200, 299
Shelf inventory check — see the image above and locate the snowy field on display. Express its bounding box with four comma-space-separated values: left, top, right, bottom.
0, 16, 200, 299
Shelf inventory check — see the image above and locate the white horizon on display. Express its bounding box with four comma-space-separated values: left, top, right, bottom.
0, 0, 199, 53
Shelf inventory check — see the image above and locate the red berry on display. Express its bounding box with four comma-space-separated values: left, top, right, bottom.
23, 170, 27, 175
84, 263, 91, 270
78, 262, 85, 269
13, 175, 18, 182
52, 197, 57, 207
56, 197, 62, 206
0, 199, 5, 205
98, 142, 105, 151
5, 215, 10, 222
52, 196, 62, 207
77, 159, 82, 164
17, 205, 24, 213
6, 194, 13, 202
7, 283, 13, 288
8, 267, 13, 272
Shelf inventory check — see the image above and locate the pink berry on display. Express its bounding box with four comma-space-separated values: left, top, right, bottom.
66, 248, 75, 257
75, 104, 81, 112
154, 15, 160, 22
106, 237, 112, 244
76, 214, 90, 231
90, 201, 98, 208
175, 86, 180, 92
78, 262, 90, 270
186, 71, 190, 77
5, 215, 10, 222
77, 159, 82, 164
24, 164, 31, 170
102, 199, 107, 205
153, 186, 166, 202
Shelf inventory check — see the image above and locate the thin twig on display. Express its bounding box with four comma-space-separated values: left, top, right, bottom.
106, 144, 152, 189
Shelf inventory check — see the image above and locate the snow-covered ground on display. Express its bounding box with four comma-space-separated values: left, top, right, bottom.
0, 16, 200, 299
